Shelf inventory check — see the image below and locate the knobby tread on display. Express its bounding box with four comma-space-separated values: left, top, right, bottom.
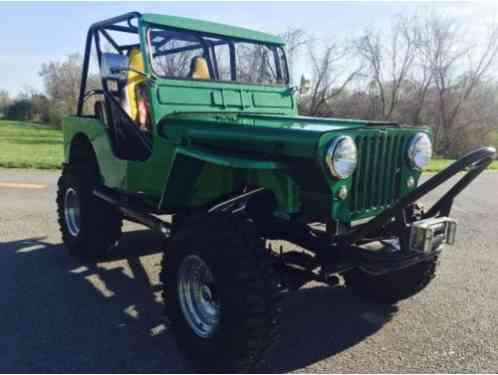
56, 163, 122, 259
345, 256, 440, 305
160, 214, 283, 373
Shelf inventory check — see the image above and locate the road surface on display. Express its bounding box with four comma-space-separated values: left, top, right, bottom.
0, 168, 497, 373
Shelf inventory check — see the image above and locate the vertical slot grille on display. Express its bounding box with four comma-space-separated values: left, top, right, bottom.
350, 132, 407, 215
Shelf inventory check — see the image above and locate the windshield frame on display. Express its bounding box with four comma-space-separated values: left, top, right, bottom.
145, 23, 290, 87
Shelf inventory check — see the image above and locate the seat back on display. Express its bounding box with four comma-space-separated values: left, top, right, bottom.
125, 48, 146, 122
189, 56, 211, 80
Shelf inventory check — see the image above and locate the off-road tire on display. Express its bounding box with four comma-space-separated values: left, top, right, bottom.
161, 214, 282, 373
57, 163, 122, 259
344, 256, 439, 305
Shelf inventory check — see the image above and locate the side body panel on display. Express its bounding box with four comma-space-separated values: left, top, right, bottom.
63, 116, 127, 188
62, 116, 175, 204
151, 80, 297, 120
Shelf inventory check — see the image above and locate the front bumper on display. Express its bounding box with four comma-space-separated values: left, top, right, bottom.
336, 147, 496, 275
261, 147, 495, 278
341, 147, 496, 244
349, 216, 456, 275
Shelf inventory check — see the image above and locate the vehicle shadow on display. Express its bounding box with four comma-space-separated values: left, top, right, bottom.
264, 286, 397, 373
0, 231, 397, 373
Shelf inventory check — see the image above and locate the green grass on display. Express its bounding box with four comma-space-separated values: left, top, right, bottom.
426, 158, 498, 172
490, 130, 498, 150
425, 129, 498, 172
0, 120, 63, 169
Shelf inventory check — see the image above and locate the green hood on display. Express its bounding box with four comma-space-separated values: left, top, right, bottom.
160, 112, 399, 159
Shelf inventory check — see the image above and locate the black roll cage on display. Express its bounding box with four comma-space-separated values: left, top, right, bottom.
77, 12, 151, 161
77, 12, 142, 117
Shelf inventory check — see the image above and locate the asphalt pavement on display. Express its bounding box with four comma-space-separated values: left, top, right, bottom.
0, 168, 497, 373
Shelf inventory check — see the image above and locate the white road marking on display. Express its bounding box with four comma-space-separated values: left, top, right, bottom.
0, 182, 47, 189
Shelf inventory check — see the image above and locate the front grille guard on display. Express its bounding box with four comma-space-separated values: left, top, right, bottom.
339, 147, 497, 247
269, 147, 497, 276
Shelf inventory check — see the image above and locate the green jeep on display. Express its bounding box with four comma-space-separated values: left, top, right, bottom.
57, 12, 496, 372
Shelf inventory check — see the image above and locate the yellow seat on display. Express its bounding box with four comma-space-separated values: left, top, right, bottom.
189, 56, 210, 80
126, 48, 145, 123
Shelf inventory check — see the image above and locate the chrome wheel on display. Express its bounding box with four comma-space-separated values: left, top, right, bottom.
177, 255, 220, 338
64, 188, 81, 237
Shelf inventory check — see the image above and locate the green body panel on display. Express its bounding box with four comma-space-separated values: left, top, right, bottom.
175, 145, 285, 170
64, 12, 429, 224
62, 117, 127, 188
160, 145, 298, 213
148, 79, 297, 122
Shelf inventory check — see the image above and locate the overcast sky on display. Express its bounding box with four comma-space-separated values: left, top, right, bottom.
0, 1, 496, 95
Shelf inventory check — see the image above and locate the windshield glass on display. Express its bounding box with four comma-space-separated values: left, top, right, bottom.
147, 26, 289, 86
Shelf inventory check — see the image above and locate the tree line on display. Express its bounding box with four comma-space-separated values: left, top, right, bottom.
0, 54, 98, 127
287, 12, 498, 157
1, 10, 497, 158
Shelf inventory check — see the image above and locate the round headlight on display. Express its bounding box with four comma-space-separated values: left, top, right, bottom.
408, 133, 432, 169
326, 136, 358, 179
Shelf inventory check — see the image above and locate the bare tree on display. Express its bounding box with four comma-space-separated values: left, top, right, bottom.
301, 40, 361, 116
279, 28, 308, 82
355, 15, 418, 120
39, 54, 99, 127
298, 10, 498, 156
398, 61, 433, 126
235, 43, 280, 84
418, 13, 498, 155
40, 54, 85, 116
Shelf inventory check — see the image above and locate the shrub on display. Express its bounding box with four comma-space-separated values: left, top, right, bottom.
5, 100, 33, 121
47, 101, 66, 129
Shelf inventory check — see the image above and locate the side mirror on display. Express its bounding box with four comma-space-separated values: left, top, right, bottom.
101, 53, 129, 83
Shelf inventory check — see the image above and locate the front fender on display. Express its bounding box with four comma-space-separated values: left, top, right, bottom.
175, 145, 285, 170
159, 145, 300, 214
